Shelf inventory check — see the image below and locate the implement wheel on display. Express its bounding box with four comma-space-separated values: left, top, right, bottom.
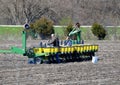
35, 58, 43, 64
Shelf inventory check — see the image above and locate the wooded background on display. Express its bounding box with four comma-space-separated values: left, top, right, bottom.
0, 0, 120, 25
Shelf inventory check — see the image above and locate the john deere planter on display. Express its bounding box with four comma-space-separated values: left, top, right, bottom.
0, 26, 98, 64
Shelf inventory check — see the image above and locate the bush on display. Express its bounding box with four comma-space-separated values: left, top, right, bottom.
65, 22, 73, 36
30, 17, 54, 39
91, 23, 106, 40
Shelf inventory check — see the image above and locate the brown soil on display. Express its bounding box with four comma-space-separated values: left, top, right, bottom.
0, 40, 120, 85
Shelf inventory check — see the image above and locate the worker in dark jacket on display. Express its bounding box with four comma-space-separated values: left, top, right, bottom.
48, 34, 59, 47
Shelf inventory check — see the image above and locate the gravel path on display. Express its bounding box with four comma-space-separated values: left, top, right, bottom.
0, 40, 120, 85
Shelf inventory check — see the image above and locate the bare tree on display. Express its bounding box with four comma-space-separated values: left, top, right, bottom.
0, 0, 58, 24
0, 0, 120, 25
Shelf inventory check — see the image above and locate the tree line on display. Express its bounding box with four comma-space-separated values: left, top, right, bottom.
0, 0, 120, 25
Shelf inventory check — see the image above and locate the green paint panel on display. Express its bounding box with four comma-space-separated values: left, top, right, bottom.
0, 50, 12, 53
11, 46, 25, 54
